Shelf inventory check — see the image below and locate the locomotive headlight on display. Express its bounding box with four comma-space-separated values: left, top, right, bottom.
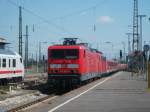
67, 64, 79, 68
50, 64, 61, 68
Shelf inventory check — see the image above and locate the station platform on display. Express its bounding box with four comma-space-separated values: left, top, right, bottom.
51, 72, 150, 112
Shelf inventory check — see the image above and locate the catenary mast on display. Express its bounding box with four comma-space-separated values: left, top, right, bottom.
19, 6, 23, 56
132, 0, 139, 51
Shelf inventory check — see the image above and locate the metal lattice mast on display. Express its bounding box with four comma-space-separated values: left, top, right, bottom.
25, 25, 29, 68
19, 6, 23, 56
132, 0, 139, 51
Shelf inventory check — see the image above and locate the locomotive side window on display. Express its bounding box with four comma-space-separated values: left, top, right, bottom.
2, 59, 6, 68
13, 59, 16, 67
84, 50, 86, 57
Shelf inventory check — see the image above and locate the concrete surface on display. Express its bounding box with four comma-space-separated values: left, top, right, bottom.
23, 72, 150, 112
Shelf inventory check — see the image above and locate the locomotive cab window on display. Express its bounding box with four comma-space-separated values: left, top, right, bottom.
51, 49, 64, 59
50, 49, 79, 59
65, 49, 79, 59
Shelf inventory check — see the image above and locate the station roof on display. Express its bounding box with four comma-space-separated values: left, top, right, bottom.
0, 37, 6, 42
0, 37, 10, 44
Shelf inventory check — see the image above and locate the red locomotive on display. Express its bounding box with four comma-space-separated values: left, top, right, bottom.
47, 38, 126, 88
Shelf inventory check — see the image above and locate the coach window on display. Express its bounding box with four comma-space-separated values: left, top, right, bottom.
13, 59, 16, 67
9, 59, 11, 67
20, 58, 22, 63
0, 58, 1, 67
2, 59, 6, 68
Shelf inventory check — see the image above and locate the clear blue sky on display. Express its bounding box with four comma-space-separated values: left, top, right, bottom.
0, 0, 150, 59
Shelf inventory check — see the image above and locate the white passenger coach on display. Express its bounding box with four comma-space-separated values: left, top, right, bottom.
0, 38, 24, 85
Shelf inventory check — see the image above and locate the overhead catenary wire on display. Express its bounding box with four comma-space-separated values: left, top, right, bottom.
6, 0, 80, 38
6, 0, 111, 39
51, 0, 111, 21
32, 0, 111, 29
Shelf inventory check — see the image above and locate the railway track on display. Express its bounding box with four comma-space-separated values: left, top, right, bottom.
6, 77, 101, 112
7, 95, 56, 112
6, 88, 74, 112
5, 72, 116, 112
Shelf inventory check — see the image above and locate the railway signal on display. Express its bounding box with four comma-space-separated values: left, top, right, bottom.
120, 50, 122, 60
144, 45, 150, 52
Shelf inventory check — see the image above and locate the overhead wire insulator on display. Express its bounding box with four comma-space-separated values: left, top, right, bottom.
93, 7, 96, 32
93, 24, 96, 32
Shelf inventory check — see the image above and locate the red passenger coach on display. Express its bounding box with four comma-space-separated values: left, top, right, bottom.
107, 60, 119, 73
47, 38, 103, 87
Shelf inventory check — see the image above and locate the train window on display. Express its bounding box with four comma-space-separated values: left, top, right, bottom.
51, 49, 65, 59
84, 50, 86, 57
9, 59, 11, 67
65, 49, 79, 59
20, 58, 22, 63
50, 49, 79, 59
0, 58, 1, 67
13, 59, 16, 67
2, 59, 6, 68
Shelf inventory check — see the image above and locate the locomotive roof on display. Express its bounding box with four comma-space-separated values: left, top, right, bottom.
48, 44, 94, 51
48, 44, 103, 55
0, 49, 16, 55
49, 44, 84, 48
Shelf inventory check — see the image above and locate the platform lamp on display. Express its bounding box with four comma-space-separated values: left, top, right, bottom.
105, 41, 114, 59
38, 41, 47, 73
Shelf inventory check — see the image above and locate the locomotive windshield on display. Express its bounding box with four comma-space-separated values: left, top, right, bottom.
50, 49, 79, 59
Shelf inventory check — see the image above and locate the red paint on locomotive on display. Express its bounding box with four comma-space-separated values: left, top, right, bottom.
47, 38, 126, 87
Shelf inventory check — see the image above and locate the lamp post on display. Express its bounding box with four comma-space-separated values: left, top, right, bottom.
38, 41, 47, 72
125, 33, 132, 54
39, 42, 47, 62
137, 15, 146, 51
105, 41, 113, 59
122, 41, 126, 63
